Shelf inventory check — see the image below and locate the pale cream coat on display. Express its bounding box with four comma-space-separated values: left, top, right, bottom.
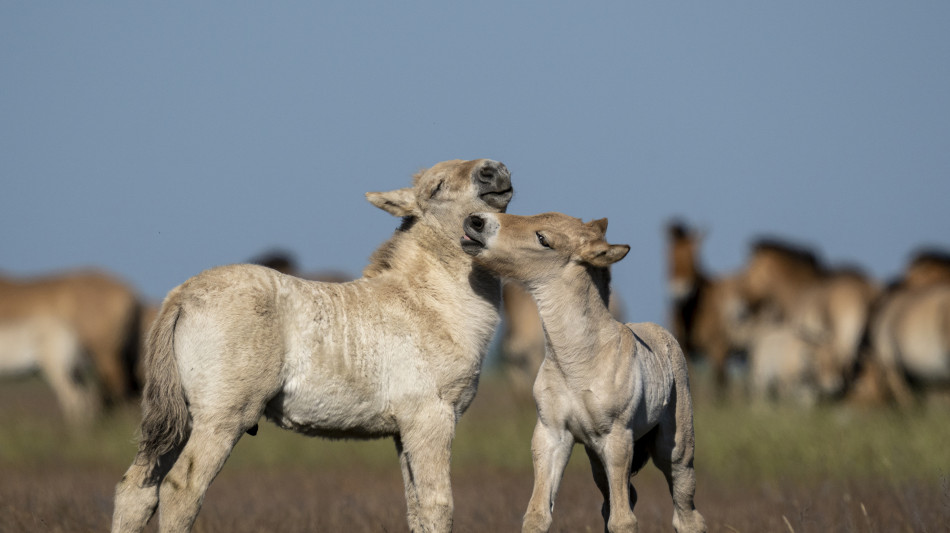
112, 159, 513, 533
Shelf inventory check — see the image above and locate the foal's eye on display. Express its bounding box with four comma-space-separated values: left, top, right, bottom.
429, 180, 444, 199
537, 232, 552, 249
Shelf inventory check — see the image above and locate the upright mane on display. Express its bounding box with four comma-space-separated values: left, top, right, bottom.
363, 166, 430, 278
363, 218, 416, 278
908, 247, 950, 269
584, 265, 612, 308
751, 237, 823, 272
667, 219, 690, 241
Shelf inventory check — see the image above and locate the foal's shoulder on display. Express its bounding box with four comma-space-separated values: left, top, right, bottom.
624, 322, 680, 354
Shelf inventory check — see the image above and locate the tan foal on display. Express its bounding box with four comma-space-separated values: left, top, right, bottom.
462, 212, 705, 533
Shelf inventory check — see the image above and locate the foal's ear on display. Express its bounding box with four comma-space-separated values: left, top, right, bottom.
366, 188, 418, 217
589, 218, 609, 236
581, 243, 630, 267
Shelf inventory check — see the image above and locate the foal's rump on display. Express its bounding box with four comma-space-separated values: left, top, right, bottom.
138, 265, 289, 461
625, 321, 697, 461
626, 322, 682, 383
624, 322, 681, 431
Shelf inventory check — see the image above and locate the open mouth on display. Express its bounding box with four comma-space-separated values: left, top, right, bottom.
460, 231, 485, 255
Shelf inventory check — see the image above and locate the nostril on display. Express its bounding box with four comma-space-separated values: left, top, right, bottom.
469, 215, 485, 231
478, 166, 496, 183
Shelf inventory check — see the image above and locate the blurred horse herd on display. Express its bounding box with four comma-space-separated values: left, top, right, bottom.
666, 220, 950, 407
1, 223, 948, 427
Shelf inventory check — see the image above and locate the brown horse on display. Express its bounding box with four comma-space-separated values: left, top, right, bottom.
0, 316, 101, 425
794, 268, 880, 396
868, 283, 950, 405
902, 248, 950, 289
740, 238, 824, 322
666, 221, 751, 388
865, 249, 950, 405
739, 239, 880, 399
0, 269, 141, 404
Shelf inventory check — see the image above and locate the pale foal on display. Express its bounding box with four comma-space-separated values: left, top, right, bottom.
462, 212, 705, 533
111, 159, 513, 533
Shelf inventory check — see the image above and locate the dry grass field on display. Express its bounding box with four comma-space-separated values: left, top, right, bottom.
1, 368, 948, 532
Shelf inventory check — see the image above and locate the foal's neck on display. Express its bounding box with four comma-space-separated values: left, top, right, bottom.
364, 220, 503, 309
527, 266, 620, 368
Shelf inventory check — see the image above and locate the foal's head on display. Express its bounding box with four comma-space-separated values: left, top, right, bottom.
366, 159, 513, 230
460, 212, 629, 286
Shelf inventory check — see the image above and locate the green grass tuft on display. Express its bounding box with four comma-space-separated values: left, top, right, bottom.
2, 372, 948, 486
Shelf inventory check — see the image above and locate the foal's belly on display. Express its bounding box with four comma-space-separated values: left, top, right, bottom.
263, 380, 397, 440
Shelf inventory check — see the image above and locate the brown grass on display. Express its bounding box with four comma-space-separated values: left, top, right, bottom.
1, 369, 948, 532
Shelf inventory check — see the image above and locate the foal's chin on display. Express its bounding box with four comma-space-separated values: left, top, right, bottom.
460, 237, 485, 257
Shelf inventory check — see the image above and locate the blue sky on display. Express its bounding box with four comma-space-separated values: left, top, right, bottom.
2, 3, 949, 326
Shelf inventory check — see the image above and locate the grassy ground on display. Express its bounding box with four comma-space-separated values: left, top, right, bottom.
1, 368, 948, 532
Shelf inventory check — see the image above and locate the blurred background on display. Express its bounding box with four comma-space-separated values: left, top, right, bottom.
3, 3, 948, 323
2, 3, 949, 531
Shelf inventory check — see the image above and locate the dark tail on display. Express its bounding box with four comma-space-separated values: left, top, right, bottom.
138, 291, 189, 463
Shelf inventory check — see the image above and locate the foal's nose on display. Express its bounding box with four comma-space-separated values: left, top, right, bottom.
477, 160, 509, 182
476, 161, 512, 189
467, 214, 486, 232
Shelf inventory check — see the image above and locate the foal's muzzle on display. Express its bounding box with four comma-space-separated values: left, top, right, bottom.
461, 214, 489, 255
474, 161, 513, 211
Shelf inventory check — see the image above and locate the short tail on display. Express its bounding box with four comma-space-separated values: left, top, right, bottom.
138, 292, 189, 463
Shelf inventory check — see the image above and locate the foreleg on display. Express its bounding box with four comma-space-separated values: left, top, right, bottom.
584, 446, 611, 529
395, 436, 423, 532
598, 430, 638, 533
522, 420, 574, 533
397, 407, 456, 533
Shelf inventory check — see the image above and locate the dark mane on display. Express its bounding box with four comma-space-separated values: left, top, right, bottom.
585, 265, 613, 308
750, 237, 823, 271
250, 249, 299, 275
826, 263, 871, 281
666, 219, 690, 240
908, 247, 950, 268
363, 216, 418, 278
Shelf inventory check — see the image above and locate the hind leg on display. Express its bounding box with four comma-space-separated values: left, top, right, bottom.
653, 457, 705, 533
651, 426, 705, 533
156, 420, 244, 532
112, 447, 180, 533
113, 454, 159, 533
